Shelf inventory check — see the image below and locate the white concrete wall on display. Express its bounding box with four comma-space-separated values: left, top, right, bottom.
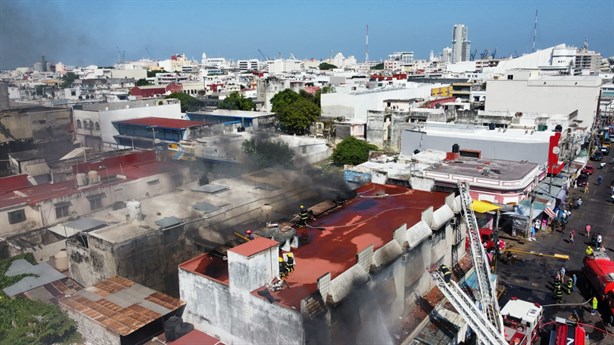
110, 69, 147, 80
485, 75, 601, 128
228, 246, 278, 293
321, 84, 437, 122
0, 205, 42, 237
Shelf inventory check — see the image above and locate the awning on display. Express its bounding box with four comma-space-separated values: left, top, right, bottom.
544, 207, 557, 219
59, 147, 92, 161
470, 200, 502, 213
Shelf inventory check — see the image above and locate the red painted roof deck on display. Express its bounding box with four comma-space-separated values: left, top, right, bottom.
169, 329, 225, 345
265, 183, 448, 309
228, 237, 279, 257
0, 174, 30, 195
179, 253, 229, 285
114, 117, 206, 129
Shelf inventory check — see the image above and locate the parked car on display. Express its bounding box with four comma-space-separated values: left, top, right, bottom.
576, 174, 589, 187
591, 152, 604, 161
601, 146, 610, 154
582, 164, 595, 175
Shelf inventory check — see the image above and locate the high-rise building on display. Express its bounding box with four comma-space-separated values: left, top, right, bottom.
451, 24, 471, 63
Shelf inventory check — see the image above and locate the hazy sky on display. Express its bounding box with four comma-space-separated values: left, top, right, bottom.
1, 0, 613, 69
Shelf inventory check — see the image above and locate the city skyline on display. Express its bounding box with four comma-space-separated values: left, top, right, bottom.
1, 0, 613, 69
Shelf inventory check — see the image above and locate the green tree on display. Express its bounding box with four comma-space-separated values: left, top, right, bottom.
242, 137, 295, 169
136, 78, 151, 86
218, 91, 254, 110
165, 92, 203, 112
60, 72, 78, 88
271, 89, 320, 134
319, 62, 337, 70
0, 254, 81, 345
147, 69, 167, 78
371, 63, 384, 70
331, 136, 379, 166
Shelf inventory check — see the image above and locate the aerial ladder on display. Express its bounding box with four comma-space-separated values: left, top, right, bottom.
457, 181, 504, 336
428, 269, 507, 344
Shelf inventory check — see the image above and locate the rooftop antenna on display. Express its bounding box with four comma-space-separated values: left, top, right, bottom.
583, 37, 589, 50
532, 10, 538, 52
365, 24, 369, 63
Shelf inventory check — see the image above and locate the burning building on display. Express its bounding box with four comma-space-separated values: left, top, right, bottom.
177, 183, 464, 344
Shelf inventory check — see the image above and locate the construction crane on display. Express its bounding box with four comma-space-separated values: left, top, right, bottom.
257, 49, 270, 61
470, 49, 478, 61
480, 49, 490, 60
491, 48, 497, 59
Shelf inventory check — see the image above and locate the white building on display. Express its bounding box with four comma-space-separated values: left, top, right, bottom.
451, 24, 470, 63
238, 59, 260, 72
485, 69, 601, 127
73, 99, 182, 151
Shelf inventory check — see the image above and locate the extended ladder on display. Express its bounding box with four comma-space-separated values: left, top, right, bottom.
457, 181, 504, 335
429, 270, 507, 345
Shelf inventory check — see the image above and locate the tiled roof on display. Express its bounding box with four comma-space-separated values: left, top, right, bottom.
59, 276, 185, 336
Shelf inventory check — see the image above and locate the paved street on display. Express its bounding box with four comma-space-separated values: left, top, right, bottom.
497, 156, 614, 344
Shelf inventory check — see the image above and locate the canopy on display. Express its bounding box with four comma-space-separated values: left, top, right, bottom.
470, 200, 502, 213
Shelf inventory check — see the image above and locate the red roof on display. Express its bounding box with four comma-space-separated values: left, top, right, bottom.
228, 237, 279, 257
170, 329, 225, 345
182, 183, 448, 309
115, 117, 206, 129
179, 254, 229, 285
0, 174, 30, 195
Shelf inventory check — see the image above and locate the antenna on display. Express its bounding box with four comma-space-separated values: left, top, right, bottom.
365, 24, 369, 63
532, 10, 538, 52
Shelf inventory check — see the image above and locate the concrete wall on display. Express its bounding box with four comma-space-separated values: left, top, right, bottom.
485, 75, 601, 128
321, 84, 438, 122
0, 204, 42, 237
228, 246, 278, 293
61, 303, 120, 345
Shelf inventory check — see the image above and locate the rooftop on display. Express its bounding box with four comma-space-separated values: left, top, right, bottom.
188, 109, 275, 118
182, 183, 448, 309
413, 124, 553, 143
228, 237, 279, 257
426, 156, 539, 182
59, 276, 185, 337
114, 117, 208, 129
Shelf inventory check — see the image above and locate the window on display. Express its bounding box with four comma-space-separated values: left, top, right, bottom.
507, 75, 513, 80
8, 209, 26, 224
89, 197, 103, 210
87, 193, 105, 211
147, 179, 160, 185
55, 202, 70, 218
95, 122, 100, 131
76, 119, 82, 129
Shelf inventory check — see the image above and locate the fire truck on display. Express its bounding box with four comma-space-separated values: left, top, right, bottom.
548, 318, 586, 345
582, 251, 614, 323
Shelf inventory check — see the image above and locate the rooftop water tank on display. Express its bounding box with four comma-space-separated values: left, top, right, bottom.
76, 173, 88, 187
54, 250, 68, 271
87, 170, 100, 184
126, 200, 142, 222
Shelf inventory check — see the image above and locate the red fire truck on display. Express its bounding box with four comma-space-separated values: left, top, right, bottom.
582, 251, 614, 322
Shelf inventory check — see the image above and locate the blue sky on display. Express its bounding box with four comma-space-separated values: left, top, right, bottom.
1, 0, 613, 68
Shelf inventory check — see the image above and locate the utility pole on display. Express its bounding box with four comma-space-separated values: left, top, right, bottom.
526, 175, 539, 239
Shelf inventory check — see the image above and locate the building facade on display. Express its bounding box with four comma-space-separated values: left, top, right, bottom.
451, 24, 470, 64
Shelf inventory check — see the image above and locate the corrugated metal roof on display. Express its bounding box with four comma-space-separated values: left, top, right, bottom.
59, 276, 185, 336
48, 218, 108, 238
114, 117, 206, 129
155, 216, 183, 229
190, 184, 229, 194
3, 260, 66, 297
192, 201, 220, 213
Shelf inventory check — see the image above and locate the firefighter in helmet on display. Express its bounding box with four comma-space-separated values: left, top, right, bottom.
298, 205, 309, 227
439, 264, 452, 284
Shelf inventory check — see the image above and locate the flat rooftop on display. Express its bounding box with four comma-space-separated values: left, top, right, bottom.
426, 157, 539, 182
189, 109, 275, 118
415, 124, 553, 143
182, 183, 448, 309
114, 117, 208, 129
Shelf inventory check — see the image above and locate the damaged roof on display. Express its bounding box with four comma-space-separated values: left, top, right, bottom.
59, 276, 185, 336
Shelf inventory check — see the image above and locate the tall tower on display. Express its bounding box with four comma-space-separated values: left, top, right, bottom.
451, 24, 470, 63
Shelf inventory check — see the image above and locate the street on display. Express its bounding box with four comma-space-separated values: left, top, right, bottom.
497, 156, 614, 344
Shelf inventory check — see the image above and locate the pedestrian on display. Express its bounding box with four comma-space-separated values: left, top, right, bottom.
584, 184, 590, 194
561, 220, 566, 232
574, 179, 578, 189
586, 224, 591, 238
530, 225, 536, 241
576, 197, 583, 209
598, 175, 603, 185
572, 274, 577, 289
560, 266, 566, 282
570, 229, 575, 244
592, 296, 598, 315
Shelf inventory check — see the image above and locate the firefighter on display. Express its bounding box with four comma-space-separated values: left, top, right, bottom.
246, 229, 254, 240
567, 277, 573, 294
298, 205, 309, 227
592, 296, 598, 315
286, 252, 295, 272
586, 245, 594, 257
555, 286, 563, 304
439, 264, 452, 284
553, 277, 561, 292
279, 257, 289, 278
